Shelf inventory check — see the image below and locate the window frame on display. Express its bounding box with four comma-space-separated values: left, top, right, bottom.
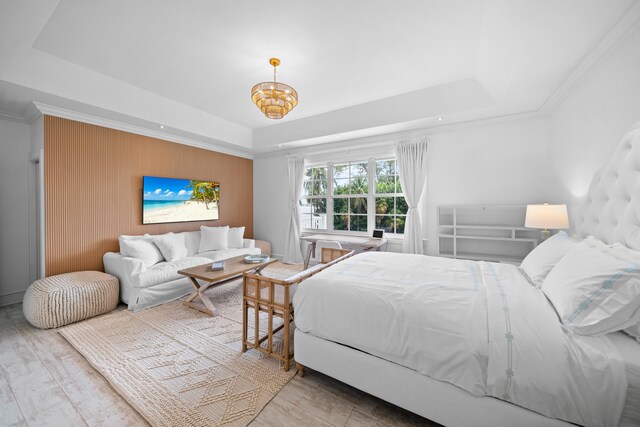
373, 159, 407, 236
300, 157, 406, 237
300, 165, 329, 231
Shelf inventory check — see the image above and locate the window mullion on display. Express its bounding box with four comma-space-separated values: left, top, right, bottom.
328, 163, 334, 232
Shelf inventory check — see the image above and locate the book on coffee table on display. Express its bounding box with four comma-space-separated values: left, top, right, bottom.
211, 261, 224, 271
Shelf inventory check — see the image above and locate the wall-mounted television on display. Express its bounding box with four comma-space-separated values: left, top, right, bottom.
143, 176, 220, 224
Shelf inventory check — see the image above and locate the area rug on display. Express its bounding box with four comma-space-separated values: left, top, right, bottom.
60, 262, 303, 427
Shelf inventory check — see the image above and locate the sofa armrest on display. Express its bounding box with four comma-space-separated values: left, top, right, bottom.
103, 252, 147, 295
243, 239, 255, 249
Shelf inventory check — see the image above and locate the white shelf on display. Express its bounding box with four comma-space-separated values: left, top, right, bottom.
439, 224, 531, 231
438, 234, 537, 243
438, 204, 539, 263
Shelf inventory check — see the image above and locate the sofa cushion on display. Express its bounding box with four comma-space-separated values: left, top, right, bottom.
134, 257, 211, 289
199, 226, 229, 252
228, 227, 245, 249
153, 232, 188, 262
198, 247, 261, 262
183, 231, 201, 256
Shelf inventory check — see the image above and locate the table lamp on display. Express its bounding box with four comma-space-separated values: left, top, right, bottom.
525, 203, 569, 240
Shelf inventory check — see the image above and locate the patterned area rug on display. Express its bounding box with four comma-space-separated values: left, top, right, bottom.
60, 262, 303, 427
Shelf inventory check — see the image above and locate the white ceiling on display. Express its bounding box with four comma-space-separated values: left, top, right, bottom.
0, 0, 637, 154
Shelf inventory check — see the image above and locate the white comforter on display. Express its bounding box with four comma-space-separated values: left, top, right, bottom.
293, 252, 627, 427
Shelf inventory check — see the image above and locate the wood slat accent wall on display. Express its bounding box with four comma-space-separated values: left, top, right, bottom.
44, 116, 253, 276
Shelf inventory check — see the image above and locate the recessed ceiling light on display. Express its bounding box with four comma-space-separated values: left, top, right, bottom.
277, 144, 283, 148
437, 116, 444, 121
159, 125, 165, 129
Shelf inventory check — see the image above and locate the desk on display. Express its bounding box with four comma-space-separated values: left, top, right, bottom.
300, 233, 388, 269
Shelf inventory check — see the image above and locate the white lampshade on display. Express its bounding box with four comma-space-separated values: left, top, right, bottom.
525, 203, 570, 230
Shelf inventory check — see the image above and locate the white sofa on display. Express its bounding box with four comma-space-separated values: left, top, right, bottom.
104, 230, 261, 311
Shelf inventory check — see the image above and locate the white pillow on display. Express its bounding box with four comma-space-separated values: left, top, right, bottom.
119, 235, 164, 268
625, 323, 640, 343
152, 232, 187, 262
541, 237, 640, 335
228, 227, 245, 249
118, 234, 146, 258
199, 226, 229, 253
520, 231, 577, 288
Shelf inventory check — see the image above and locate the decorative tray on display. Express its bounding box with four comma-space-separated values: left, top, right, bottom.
244, 254, 270, 264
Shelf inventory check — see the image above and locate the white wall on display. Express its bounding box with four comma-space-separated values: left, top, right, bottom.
424, 118, 553, 253
0, 118, 34, 305
253, 155, 290, 257
548, 27, 640, 210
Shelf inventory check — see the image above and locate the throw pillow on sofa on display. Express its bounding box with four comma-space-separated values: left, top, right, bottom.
228, 227, 245, 249
153, 232, 188, 261
199, 226, 229, 252
119, 235, 164, 267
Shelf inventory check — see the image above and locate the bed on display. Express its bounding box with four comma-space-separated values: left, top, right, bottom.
292, 122, 640, 427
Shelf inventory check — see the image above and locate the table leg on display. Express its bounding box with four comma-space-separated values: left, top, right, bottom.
183, 277, 218, 316
303, 242, 315, 270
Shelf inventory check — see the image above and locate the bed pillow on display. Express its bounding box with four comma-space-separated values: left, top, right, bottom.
541, 237, 640, 335
228, 227, 245, 249
199, 226, 229, 253
152, 232, 187, 262
119, 235, 164, 267
520, 231, 577, 288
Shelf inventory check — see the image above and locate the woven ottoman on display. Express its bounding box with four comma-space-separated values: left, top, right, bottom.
23, 271, 119, 329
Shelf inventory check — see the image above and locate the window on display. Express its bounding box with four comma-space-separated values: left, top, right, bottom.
374, 159, 407, 234
333, 161, 368, 232
300, 158, 406, 235
300, 165, 328, 230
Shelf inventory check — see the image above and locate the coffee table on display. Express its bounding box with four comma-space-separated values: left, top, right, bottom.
178, 255, 278, 316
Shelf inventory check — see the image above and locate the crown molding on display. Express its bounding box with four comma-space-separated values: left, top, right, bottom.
28, 102, 254, 159
256, 109, 543, 160
540, 1, 640, 115
0, 110, 27, 123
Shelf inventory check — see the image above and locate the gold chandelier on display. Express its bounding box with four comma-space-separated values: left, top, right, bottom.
251, 58, 298, 119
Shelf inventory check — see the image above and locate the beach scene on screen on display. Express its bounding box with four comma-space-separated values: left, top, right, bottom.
143, 176, 220, 224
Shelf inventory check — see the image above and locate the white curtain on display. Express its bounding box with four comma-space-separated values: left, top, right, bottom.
283, 157, 305, 264
395, 139, 428, 254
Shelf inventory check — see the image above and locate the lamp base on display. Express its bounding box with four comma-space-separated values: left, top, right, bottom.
541, 229, 551, 240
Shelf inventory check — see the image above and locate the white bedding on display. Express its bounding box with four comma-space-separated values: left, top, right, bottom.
293, 252, 627, 427
609, 332, 640, 426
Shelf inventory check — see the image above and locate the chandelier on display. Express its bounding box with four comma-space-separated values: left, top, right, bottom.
251, 58, 298, 119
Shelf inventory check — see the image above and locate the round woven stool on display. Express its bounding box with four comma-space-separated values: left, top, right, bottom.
23, 271, 119, 329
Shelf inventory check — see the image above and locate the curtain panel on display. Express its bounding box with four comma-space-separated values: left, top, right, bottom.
395, 139, 428, 254
283, 157, 305, 264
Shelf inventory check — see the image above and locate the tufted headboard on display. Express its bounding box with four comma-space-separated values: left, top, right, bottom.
575, 122, 640, 250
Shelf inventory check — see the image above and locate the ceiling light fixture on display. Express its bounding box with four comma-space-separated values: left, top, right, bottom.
159, 125, 165, 129
438, 116, 444, 121
251, 58, 298, 119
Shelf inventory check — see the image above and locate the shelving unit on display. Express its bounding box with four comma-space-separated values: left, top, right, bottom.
438, 205, 539, 264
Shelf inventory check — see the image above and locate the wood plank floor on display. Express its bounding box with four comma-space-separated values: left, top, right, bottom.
0, 303, 438, 427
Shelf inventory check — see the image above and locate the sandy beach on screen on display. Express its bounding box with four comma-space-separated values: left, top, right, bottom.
144, 201, 219, 223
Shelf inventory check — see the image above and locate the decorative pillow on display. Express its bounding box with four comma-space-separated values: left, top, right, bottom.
199, 226, 229, 253
118, 234, 146, 258
625, 323, 640, 343
541, 237, 640, 335
520, 231, 577, 288
152, 232, 187, 262
228, 227, 245, 249
119, 235, 164, 268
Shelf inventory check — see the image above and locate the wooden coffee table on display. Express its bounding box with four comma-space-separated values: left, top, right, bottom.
178, 255, 278, 316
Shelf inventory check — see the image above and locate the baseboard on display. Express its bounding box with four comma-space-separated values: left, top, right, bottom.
0, 291, 25, 307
